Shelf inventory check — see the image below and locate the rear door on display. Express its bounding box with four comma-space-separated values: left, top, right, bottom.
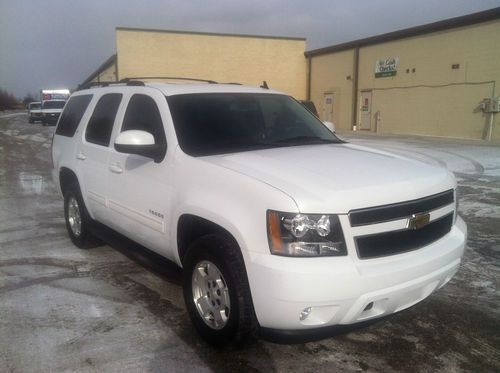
77, 93, 123, 223
106, 90, 173, 258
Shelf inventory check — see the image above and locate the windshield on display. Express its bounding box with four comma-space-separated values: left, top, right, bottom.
29, 103, 41, 109
167, 93, 342, 156
43, 100, 65, 109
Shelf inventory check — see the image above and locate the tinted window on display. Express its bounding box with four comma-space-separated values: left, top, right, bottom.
122, 94, 166, 145
167, 93, 341, 156
300, 100, 318, 116
85, 93, 122, 146
43, 100, 66, 109
56, 95, 92, 137
30, 103, 41, 110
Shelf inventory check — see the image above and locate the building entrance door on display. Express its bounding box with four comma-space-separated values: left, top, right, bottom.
323, 93, 334, 122
359, 91, 372, 130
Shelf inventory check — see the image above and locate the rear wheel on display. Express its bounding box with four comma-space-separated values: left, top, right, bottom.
182, 234, 258, 346
63, 184, 101, 249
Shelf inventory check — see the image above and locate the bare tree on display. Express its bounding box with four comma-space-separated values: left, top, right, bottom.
0, 88, 19, 111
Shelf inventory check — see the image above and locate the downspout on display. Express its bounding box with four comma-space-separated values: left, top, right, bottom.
351, 46, 359, 130
487, 82, 496, 142
487, 112, 494, 142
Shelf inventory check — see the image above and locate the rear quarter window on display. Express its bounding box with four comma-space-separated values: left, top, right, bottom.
55, 95, 93, 137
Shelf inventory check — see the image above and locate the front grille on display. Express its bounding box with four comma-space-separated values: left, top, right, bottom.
355, 213, 453, 259
349, 189, 454, 227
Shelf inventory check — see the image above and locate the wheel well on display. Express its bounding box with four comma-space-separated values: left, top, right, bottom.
177, 214, 238, 264
59, 167, 79, 196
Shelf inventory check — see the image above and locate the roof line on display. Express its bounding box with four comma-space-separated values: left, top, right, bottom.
305, 7, 500, 57
79, 54, 117, 87
116, 26, 306, 41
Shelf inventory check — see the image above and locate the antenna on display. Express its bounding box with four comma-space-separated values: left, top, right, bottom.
260, 81, 269, 89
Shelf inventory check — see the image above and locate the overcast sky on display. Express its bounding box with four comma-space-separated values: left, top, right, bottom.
1, 0, 499, 98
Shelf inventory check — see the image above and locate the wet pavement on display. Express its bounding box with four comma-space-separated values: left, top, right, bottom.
0, 112, 499, 372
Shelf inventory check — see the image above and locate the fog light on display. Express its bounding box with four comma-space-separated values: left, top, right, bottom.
299, 307, 312, 321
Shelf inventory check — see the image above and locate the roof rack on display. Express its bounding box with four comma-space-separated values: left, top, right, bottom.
120, 76, 218, 84
77, 80, 144, 90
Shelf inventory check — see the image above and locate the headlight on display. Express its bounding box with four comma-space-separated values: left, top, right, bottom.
267, 210, 347, 257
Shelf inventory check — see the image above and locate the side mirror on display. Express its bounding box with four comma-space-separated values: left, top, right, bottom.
323, 121, 335, 133
114, 130, 164, 161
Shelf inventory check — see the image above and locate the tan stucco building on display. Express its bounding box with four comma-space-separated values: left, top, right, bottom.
80, 28, 307, 99
306, 8, 500, 141
81, 8, 500, 141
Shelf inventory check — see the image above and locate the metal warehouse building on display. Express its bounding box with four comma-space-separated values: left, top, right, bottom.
306, 8, 500, 141
81, 8, 500, 141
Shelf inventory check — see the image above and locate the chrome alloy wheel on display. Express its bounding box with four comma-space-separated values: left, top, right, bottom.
67, 196, 82, 237
191, 260, 231, 330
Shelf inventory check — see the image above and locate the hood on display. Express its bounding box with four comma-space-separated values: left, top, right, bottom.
202, 143, 455, 213
42, 109, 63, 114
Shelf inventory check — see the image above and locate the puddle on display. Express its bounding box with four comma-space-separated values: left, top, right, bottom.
18, 172, 45, 195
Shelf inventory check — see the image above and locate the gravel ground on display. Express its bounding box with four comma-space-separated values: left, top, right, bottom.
0, 112, 499, 372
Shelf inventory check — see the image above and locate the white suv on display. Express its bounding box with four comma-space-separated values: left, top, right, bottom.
52, 81, 466, 345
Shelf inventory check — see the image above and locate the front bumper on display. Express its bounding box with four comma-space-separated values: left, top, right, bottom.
246, 216, 466, 330
43, 114, 60, 124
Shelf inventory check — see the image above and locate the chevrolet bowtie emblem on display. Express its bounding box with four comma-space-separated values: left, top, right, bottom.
407, 213, 430, 230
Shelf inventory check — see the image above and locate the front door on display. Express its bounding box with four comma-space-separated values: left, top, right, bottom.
323, 93, 334, 122
359, 91, 372, 130
106, 91, 173, 259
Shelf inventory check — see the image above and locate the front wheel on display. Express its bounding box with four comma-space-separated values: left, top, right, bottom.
182, 234, 258, 346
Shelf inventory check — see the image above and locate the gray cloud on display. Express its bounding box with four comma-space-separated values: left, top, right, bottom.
1, 0, 499, 97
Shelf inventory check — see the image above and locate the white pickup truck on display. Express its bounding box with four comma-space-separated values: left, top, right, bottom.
51, 81, 466, 345
28, 101, 42, 123
41, 99, 66, 126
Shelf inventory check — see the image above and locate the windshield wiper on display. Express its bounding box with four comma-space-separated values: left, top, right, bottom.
273, 136, 337, 144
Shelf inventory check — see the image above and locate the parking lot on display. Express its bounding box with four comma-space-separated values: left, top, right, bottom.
1, 112, 499, 372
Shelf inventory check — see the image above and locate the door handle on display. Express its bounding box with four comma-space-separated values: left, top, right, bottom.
109, 163, 123, 174
76, 152, 86, 160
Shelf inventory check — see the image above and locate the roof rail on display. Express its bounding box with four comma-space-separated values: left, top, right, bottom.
77, 80, 144, 90
120, 76, 218, 84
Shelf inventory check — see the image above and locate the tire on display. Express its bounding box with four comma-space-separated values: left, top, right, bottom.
182, 233, 258, 346
63, 183, 101, 249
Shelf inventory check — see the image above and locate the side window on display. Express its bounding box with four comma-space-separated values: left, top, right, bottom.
85, 93, 122, 146
55, 95, 93, 137
122, 94, 166, 145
